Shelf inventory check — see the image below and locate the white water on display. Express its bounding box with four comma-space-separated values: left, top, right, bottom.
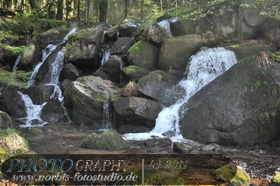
17, 92, 47, 127
19, 28, 77, 127
101, 49, 111, 66
123, 47, 237, 141
12, 54, 22, 72
63, 27, 78, 41
28, 44, 58, 87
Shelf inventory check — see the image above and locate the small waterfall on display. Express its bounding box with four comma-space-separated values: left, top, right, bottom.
101, 49, 111, 66
123, 47, 237, 141
18, 28, 77, 127
63, 27, 78, 41
12, 54, 22, 72
100, 98, 112, 131
17, 92, 47, 127
28, 44, 58, 87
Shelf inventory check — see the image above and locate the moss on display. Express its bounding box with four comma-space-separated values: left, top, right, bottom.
90, 91, 107, 101
128, 40, 144, 52
213, 164, 250, 186
122, 163, 184, 185
29, 128, 43, 135
81, 130, 129, 150
272, 171, 280, 183
271, 51, 280, 63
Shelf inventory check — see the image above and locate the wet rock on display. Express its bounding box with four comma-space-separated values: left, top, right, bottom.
93, 55, 123, 83
111, 37, 134, 55
128, 40, 159, 70
0, 111, 13, 129
0, 88, 26, 118
59, 63, 80, 81
65, 28, 104, 65
117, 125, 150, 133
137, 70, 185, 106
158, 34, 206, 71
202, 143, 220, 152
121, 65, 151, 81
119, 21, 138, 37
80, 130, 129, 150
113, 97, 163, 129
137, 20, 170, 44
105, 25, 119, 41
180, 56, 280, 147
64, 76, 120, 128
173, 142, 193, 154
133, 138, 172, 153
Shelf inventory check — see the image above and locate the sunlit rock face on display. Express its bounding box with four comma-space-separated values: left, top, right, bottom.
180, 57, 280, 147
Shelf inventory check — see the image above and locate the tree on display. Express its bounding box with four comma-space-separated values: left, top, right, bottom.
99, 0, 108, 22
56, 0, 63, 20
124, 0, 129, 19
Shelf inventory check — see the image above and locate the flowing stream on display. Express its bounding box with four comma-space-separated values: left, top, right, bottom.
18, 28, 77, 127
123, 47, 237, 140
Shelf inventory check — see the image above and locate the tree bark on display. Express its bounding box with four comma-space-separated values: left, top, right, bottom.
140, 0, 144, 21
28, 0, 39, 10
99, 0, 108, 22
56, 0, 63, 20
124, 0, 129, 19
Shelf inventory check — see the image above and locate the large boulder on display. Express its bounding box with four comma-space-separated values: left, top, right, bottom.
64, 76, 120, 128
110, 37, 134, 55
137, 20, 170, 44
128, 40, 159, 70
171, 6, 265, 40
137, 70, 185, 106
0, 111, 13, 129
93, 55, 123, 83
65, 28, 104, 65
113, 97, 163, 130
81, 130, 129, 150
179, 57, 280, 147
158, 34, 206, 71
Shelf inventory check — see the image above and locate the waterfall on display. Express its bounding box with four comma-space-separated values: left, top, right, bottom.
123, 47, 237, 141
12, 54, 22, 72
101, 49, 111, 66
18, 28, 77, 127
100, 98, 112, 131
17, 92, 47, 127
28, 44, 58, 87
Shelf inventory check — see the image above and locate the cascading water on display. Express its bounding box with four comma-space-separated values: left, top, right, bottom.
18, 28, 77, 127
123, 47, 237, 141
17, 92, 47, 127
12, 54, 22, 72
100, 98, 112, 131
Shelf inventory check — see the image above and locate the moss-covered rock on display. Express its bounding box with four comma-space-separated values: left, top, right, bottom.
272, 171, 280, 183
0, 128, 29, 153
65, 28, 104, 64
80, 130, 129, 150
180, 55, 280, 147
128, 40, 159, 70
213, 164, 250, 186
121, 65, 151, 81
64, 76, 120, 128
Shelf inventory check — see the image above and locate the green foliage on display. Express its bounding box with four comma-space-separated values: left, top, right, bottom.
40, 19, 67, 30
159, 0, 280, 21
0, 70, 32, 89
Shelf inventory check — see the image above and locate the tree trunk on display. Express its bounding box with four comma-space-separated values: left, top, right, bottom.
124, 0, 129, 19
77, 0, 80, 20
140, 0, 144, 21
99, 0, 108, 22
56, 0, 63, 20
28, 0, 39, 10
85, 0, 89, 22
